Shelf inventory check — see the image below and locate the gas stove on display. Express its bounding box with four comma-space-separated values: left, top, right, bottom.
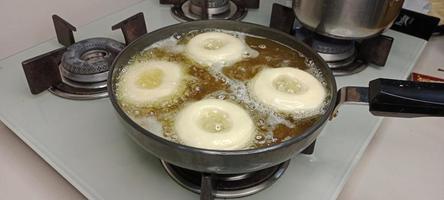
0, 0, 427, 200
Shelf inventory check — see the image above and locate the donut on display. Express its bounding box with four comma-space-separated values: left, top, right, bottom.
249, 67, 326, 114
174, 99, 255, 150
185, 32, 246, 67
118, 60, 186, 107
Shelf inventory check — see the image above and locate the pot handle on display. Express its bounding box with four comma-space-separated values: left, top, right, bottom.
333, 78, 444, 118
369, 78, 444, 117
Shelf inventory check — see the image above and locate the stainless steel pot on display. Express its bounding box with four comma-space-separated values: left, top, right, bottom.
108, 20, 444, 176
292, 0, 405, 39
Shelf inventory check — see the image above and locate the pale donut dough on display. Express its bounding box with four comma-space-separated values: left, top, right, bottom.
174, 99, 255, 150
249, 67, 326, 114
185, 32, 246, 67
118, 60, 185, 106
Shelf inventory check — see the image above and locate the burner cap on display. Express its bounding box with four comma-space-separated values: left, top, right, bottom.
190, 0, 230, 16
60, 38, 124, 83
171, 0, 247, 21
162, 160, 290, 198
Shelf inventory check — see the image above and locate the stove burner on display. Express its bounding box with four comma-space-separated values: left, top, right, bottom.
60, 38, 123, 83
270, 3, 394, 76
49, 38, 124, 99
304, 35, 367, 75
161, 160, 290, 199
48, 81, 109, 100
169, 0, 247, 21
22, 13, 147, 100
326, 55, 367, 76
294, 29, 365, 75
309, 35, 356, 63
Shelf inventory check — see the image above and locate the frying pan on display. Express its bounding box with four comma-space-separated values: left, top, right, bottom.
107, 19, 444, 196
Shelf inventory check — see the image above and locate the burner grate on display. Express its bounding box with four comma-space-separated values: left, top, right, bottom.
161, 160, 290, 199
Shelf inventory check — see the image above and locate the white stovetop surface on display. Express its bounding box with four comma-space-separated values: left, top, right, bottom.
0, 0, 443, 200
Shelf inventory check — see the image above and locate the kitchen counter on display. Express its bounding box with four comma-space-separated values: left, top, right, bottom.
0, 1, 443, 199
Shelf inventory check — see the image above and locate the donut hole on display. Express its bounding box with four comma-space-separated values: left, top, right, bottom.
272, 75, 307, 95
203, 38, 225, 50
198, 108, 232, 133
135, 68, 165, 89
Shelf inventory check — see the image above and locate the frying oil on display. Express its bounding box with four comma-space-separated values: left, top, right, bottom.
115, 30, 330, 148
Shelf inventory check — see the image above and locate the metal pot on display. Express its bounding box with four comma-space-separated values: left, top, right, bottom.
108, 20, 444, 176
292, 0, 405, 39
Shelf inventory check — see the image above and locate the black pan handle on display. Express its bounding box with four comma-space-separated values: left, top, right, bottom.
333, 78, 444, 118
368, 78, 444, 117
